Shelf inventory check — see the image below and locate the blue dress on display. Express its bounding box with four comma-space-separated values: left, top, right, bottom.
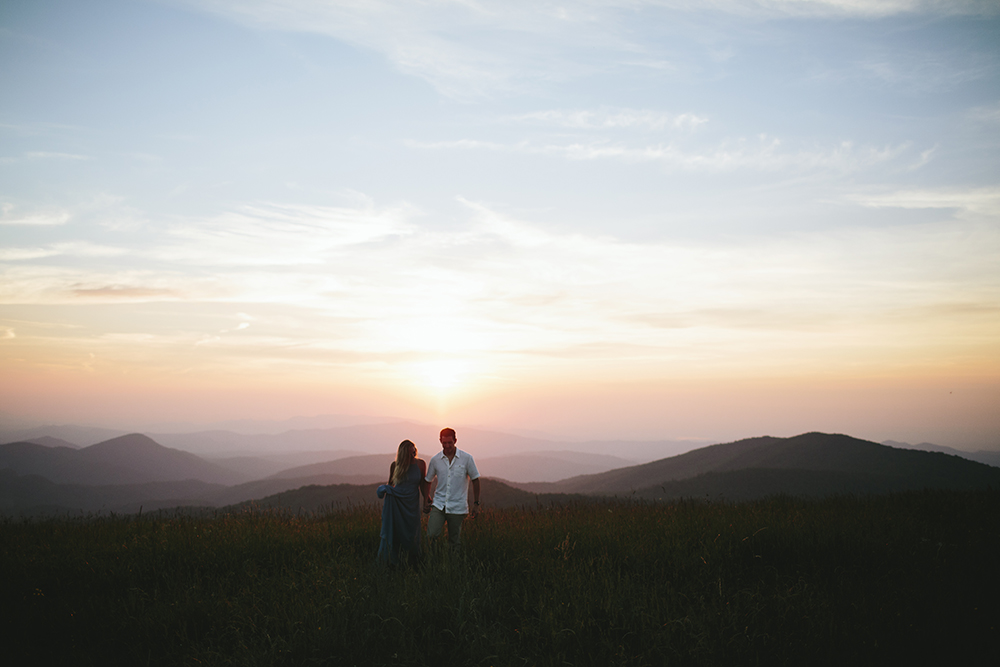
376, 462, 422, 566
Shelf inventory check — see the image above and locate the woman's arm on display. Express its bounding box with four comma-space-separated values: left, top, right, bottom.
418, 459, 430, 508
388, 461, 396, 486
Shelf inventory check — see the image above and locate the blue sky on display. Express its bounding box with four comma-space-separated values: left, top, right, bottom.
1, 1, 998, 447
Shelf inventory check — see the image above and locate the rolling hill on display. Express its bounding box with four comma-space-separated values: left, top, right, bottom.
224, 477, 593, 514
146, 422, 698, 465
0, 469, 394, 516
23, 436, 80, 449
884, 440, 1000, 468
266, 450, 637, 483
3, 431, 998, 517
0, 434, 245, 486
515, 432, 1000, 498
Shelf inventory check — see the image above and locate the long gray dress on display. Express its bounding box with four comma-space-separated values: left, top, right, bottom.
376, 463, 422, 566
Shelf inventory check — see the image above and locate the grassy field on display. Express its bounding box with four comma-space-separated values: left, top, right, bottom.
1, 490, 997, 666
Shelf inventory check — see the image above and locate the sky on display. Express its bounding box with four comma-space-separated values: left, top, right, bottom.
1, 0, 999, 449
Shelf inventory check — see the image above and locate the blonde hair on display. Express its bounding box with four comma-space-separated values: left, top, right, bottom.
391, 439, 416, 486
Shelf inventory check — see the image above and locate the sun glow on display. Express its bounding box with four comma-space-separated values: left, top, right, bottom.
418, 358, 471, 390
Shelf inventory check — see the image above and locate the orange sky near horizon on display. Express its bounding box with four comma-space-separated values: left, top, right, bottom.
2, 311, 998, 450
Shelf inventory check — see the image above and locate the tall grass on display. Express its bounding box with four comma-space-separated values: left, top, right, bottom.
2, 490, 997, 666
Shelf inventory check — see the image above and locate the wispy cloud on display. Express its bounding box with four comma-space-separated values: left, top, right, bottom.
5, 196, 997, 382
0, 248, 58, 261
71, 286, 180, 299
25, 151, 90, 160
0, 241, 128, 260
967, 101, 1000, 125
178, 1, 993, 98
0, 204, 71, 226
747, 0, 996, 18
154, 202, 417, 267
850, 187, 1000, 217
409, 135, 912, 172
857, 54, 993, 92
509, 108, 708, 131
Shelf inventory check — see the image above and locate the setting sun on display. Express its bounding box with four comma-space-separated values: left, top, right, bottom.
418, 358, 472, 391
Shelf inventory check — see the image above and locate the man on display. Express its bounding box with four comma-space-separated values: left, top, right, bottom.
424, 427, 481, 549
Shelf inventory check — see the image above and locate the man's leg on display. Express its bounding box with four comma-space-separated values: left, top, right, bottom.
428, 506, 446, 540
444, 512, 466, 549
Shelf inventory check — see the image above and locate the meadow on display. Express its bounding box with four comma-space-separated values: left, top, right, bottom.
2, 490, 997, 666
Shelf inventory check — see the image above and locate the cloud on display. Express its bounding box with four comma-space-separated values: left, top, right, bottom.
0, 248, 58, 261
850, 187, 1000, 217
71, 286, 180, 299
0, 242, 127, 261
177, 1, 993, 98
967, 101, 1000, 125
55, 242, 130, 258
857, 54, 992, 92
4, 194, 997, 382
155, 202, 417, 267
747, 0, 996, 18
25, 151, 90, 160
409, 135, 912, 172
509, 108, 708, 131
0, 204, 71, 226
178, 0, 608, 98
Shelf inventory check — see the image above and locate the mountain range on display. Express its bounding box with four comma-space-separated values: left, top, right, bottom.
0, 434, 244, 485
1, 420, 702, 464
2, 429, 998, 517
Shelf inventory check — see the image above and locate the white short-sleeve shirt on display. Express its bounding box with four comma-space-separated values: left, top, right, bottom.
425, 448, 480, 514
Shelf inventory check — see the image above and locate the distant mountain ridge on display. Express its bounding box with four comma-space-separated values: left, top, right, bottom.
24, 436, 80, 449
0, 468, 388, 516
3, 430, 998, 517
268, 450, 638, 483
0, 434, 245, 486
883, 440, 1000, 468
140, 422, 696, 464
515, 433, 1000, 497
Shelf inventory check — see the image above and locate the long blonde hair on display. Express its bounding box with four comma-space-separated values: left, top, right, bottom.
391, 439, 416, 485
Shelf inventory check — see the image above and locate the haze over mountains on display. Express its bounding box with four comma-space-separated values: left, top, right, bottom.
2, 420, 705, 461
0, 434, 244, 485
2, 421, 998, 517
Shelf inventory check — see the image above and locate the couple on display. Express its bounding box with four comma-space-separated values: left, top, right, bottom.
376, 427, 481, 566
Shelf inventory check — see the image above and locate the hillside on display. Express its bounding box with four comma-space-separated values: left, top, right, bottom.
4, 491, 997, 666
24, 436, 80, 449
226, 477, 593, 514
4, 431, 998, 517
268, 450, 637, 483
0, 469, 227, 515
630, 467, 997, 502
0, 469, 389, 517
268, 454, 393, 480
517, 432, 1000, 496
884, 440, 1000, 468
146, 422, 695, 464
0, 434, 246, 486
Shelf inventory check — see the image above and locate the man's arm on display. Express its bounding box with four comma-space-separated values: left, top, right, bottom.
423, 457, 436, 512
470, 477, 481, 518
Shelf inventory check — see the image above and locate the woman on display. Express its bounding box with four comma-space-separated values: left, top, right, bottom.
376, 439, 428, 566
